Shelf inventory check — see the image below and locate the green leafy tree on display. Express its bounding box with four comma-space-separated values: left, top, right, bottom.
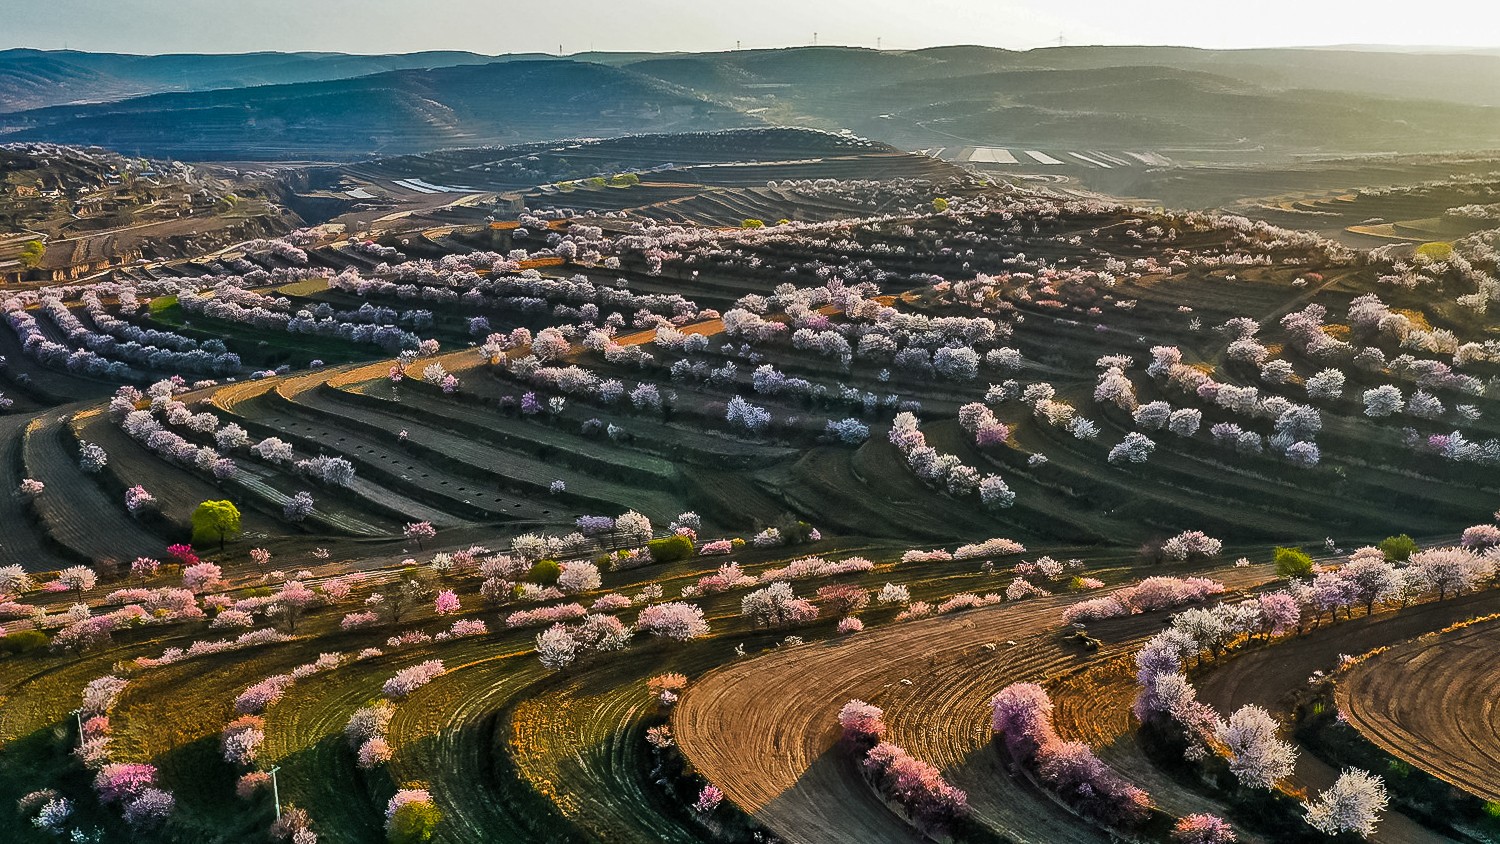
1378, 534, 1417, 561
526, 559, 562, 586
18, 240, 45, 269
932, 197, 950, 212
647, 534, 693, 563
191, 500, 242, 550
388, 800, 442, 843
741, 219, 765, 229
1274, 547, 1314, 579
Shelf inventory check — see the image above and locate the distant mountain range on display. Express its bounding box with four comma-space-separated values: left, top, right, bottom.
3, 45, 1499, 161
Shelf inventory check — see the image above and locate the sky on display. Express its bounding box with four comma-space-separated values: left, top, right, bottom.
8, 0, 1500, 55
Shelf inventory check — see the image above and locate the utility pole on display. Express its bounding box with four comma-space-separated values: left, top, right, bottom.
270, 765, 282, 820
877, 37, 882, 51
73, 709, 83, 745
813, 32, 818, 47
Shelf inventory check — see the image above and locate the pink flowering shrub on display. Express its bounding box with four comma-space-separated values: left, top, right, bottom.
1461, 524, 1500, 549
895, 601, 933, 621
437, 618, 488, 640
81, 675, 128, 717
382, 659, 445, 699
505, 602, 587, 628
862, 742, 969, 830
122, 787, 174, 827
990, 683, 1149, 828
236, 771, 270, 800
692, 562, 755, 596
320, 576, 354, 603
1004, 578, 1048, 601
210, 609, 255, 629
235, 675, 294, 714
182, 562, 223, 593
758, 555, 873, 583
838, 699, 887, 745
341, 610, 379, 630
693, 785, 724, 814
130, 557, 160, 579
954, 538, 1025, 559
837, 616, 864, 634
1173, 814, 1236, 844
94, 762, 158, 803
590, 593, 631, 612
166, 544, 198, 566
433, 590, 460, 615
901, 548, 953, 564
1119, 576, 1225, 612
699, 539, 734, 555
938, 592, 1003, 614
358, 737, 394, 769
220, 715, 265, 766
636, 601, 709, 640
386, 631, 432, 649
1061, 596, 1130, 625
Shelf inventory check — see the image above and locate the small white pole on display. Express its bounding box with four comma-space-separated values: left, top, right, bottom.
270, 765, 282, 820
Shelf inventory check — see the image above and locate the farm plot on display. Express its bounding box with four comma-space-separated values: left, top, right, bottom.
1339, 615, 1500, 803
1194, 592, 1500, 844
21, 412, 164, 566
275, 374, 684, 521
0, 413, 55, 568
68, 407, 280, 540
674, 564, 1273, 844
211, 379, 488, 529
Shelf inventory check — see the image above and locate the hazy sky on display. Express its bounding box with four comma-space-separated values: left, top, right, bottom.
9, 0, 1500, 54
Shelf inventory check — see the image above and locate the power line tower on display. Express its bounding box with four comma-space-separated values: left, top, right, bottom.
813, 32, 818, 46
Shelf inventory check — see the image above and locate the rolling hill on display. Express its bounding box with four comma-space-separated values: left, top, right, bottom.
0, 60, 754, 159
5, 45, 1500, 160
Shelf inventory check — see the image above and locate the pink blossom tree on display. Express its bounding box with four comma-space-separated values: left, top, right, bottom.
403, 521, 437, 550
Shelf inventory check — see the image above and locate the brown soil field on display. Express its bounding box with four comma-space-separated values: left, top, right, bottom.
1339, 614, 1500, 803
1196, 591, 1500, 844
674, 565, 1273, 844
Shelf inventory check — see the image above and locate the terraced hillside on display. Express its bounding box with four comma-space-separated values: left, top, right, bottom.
2, 146, 1500, 844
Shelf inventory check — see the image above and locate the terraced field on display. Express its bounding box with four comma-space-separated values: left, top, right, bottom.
21, 413, 164, 565
1339, 614, 1500, 803
675, 564, 1273, 844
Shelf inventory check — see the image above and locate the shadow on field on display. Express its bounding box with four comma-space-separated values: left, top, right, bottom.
279, 733, 391, 844
157, 733, 269, 843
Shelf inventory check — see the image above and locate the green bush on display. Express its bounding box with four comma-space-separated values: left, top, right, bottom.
0, 629, 50, 655
730, 538, 746, 549
647, 534, 694, 564
191, 499, 241, 549
1274, 547, 1314, 579
741, 218, 765, 229
388, 800, 442, 843
932, 197, 949, 212
526, 559, 561, 586
1379, 534, 1418, 561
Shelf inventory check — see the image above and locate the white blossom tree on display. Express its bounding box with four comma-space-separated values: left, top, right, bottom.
1305, 768, 1388, 837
